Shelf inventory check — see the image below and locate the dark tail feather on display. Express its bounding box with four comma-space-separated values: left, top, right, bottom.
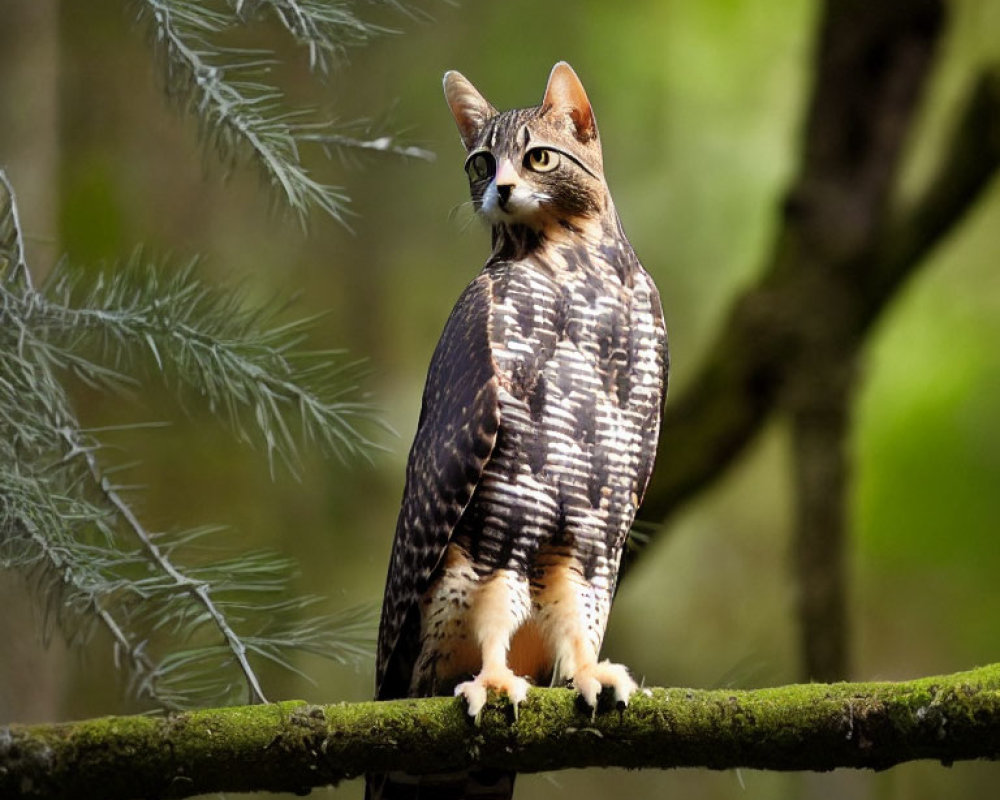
365, 769, 514, 799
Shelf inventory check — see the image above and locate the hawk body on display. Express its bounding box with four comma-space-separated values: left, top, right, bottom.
369, 63, 667, 800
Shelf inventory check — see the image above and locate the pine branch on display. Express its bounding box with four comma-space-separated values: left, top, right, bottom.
0, 170, 379, 710
0, 170, 32, 289
301, 128, 436, 163
229, 0, 397, 73
134, 0, 433, 221
138, 0, 350, 221
4, 664, 1000, 799
36, 255, 387, 471
59, 426, 270, 704
0, 460, 161, 700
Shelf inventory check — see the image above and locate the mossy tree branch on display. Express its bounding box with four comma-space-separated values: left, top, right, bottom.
4, 664, 1000, 799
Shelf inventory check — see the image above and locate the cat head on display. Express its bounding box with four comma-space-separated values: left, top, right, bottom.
443, 62, 607, 232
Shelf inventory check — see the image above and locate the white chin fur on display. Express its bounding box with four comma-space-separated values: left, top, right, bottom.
481, 183, 543, 225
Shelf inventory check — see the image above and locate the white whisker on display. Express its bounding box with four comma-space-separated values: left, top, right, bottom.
448, 201, 483, 233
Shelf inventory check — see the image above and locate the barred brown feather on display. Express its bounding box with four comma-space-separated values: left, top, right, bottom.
367, 62, 667, 800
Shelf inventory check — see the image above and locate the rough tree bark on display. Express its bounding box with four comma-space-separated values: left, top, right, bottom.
4, 664, 1000, 799
636, 0, 1000, 681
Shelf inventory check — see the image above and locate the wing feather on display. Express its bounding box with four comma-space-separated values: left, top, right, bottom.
634, 269, 669, 509
375, 273, 499, 699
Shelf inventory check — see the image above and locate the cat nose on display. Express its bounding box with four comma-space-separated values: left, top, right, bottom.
494, 158, 517, 204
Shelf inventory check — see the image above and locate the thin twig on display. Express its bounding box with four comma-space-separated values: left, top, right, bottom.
20, 517, 159, 700
140, 0, 347, 220
0, 168, 34, 290
57, 426, 270, 705
302, 131, 436, 161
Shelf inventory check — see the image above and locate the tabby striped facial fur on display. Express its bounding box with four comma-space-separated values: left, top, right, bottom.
444, 63, 608, 232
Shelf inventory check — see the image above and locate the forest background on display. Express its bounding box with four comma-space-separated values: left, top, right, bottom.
1, 1, 999, 798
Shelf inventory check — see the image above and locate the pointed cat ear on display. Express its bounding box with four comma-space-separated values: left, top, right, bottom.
542, 62, 598, 143
443, 71, 497, 151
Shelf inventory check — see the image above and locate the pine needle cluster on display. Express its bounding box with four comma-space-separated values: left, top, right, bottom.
0, 171, 381, 709
135, 0, 434, 222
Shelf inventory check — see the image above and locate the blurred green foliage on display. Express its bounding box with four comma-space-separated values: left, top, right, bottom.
2, 0, 1000, 797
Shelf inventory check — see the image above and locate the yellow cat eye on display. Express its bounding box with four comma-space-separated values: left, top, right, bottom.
465, 152, 495, 182
525, 148, 560, 173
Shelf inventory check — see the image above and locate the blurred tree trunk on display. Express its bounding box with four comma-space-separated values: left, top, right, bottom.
783, 0, 945, 681
637, 0, 1000, 681
0, 0, 64, 724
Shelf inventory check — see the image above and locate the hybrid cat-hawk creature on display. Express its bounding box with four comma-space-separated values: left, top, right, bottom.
368, 62, 667, 800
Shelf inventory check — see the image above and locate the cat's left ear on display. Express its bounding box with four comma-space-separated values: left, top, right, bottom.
444, 71, 497, 151
542, 62, 598, 143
